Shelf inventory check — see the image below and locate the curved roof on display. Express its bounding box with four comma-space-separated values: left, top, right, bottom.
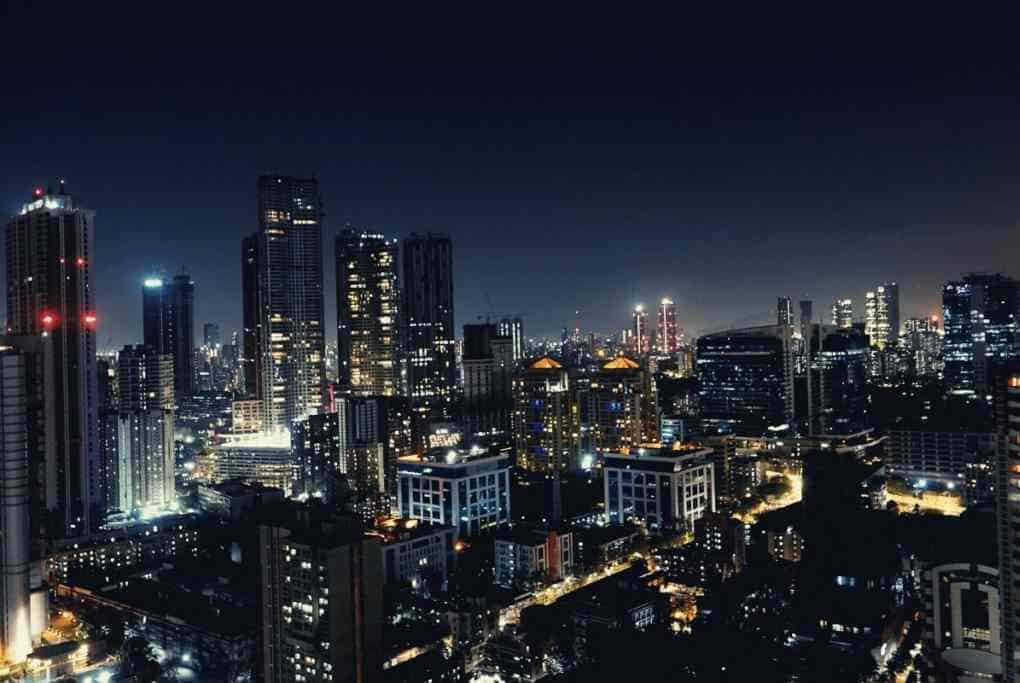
530, 357, 562, 369
603, 356, 640, 370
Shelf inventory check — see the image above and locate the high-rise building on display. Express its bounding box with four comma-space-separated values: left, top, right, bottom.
242, 176, 326, 430
657, 298, 678, 354
259, 510, 383, 683
830, 298, 853, 329
115, 346, 175, 514
996, 365, 1020, 681
5, 183, 98, 538
203, 322, 221, 349
292, 411, 343, 502
344, 396, 413, 507
462, 323, 514, 435
777, 297, 794, 327
808, 326, 869, 435
142, 273, 195, 398
96, 356, 119, 512
902, 317, 942, 378
864, 283, 899, 349
577, 357, 646, 456
335, 229, 399, 397
696, 325, 795, 436
0, 337, 50, 665
498, 317, 525, 364
945, 274, 1020, 396
513, 357, 579, 473
632, 305, 650, 355
402, 233, 456, 440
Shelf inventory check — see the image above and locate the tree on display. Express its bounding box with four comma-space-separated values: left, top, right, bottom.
120, 636, 162, 683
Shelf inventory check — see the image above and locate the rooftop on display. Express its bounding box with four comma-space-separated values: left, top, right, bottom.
602, 356, 640, 370
530, 356, 562, 369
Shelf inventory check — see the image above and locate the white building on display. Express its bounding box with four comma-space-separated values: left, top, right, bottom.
603, 447, 715, 534
495, 527, 574, 587
397, 448, 511, 538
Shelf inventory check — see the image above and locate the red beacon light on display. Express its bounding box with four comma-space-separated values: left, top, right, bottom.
83, 313, 98, 328
40, 311, 59, 328
33, 187, 43, 197
76, 257, 86, 267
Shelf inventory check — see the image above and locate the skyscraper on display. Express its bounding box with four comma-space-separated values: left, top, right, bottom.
336, 229, 399, 397
259, 511, 383, 683
142, 273, 195, 398
513, 357, 579, 473
657, 297, 678, 354
777, 297, 794, 327
830, 298, 853, 329
462, 323, 513, 435
944, 274, 1020, 395
5, 183, 98, 538
808, 326, 869, 435
498, 317, 525, 364
632, 305, 650, 355
0, 337, 50, 665
864, 282, 899, 349
996, 365, 1020, 681
242, 176, 326, 430
115, 346, 175, 513
402, 233, 456, 440
696, 325, 795, 436
203, 322, 221, 349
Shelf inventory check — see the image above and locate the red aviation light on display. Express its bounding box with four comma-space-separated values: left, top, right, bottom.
40, 311, 59, 328
33, 187, 43, 197
83, 313, 98, 328
76, 256, 86, 267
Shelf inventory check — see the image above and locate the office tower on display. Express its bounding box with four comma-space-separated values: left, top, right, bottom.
632, 305, 650, 355
5, 184, 98, 538
259, 512, 383, 683
777, 297, 794, 327
397, 448, 511, 538
997, 365, 1020, 681
242, 176, 326, 430
203, 322, 221, 349
603, 448, 715, 533
142, 273, 195, 398
696, 325, 795, 436
513, 357, 579, 472
830, 298, 853, 329
657, 298, 678, 354
336, 228, 399, 397
115, 346, 175, 513
808, 326, 869, 435
462, 323, 514, 435
498, 317, 525, 364
864, 282, 899, 349
945, 274, 1020, 396
0, 337, 52, 666
402, 233, 456, 440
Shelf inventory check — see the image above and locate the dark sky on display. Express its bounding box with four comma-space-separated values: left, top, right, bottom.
3, 7, 1019, 349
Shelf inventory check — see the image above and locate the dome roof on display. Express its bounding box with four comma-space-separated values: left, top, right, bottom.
529, 357, 563, 369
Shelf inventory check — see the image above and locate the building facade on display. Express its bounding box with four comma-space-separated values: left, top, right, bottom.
242, 176, 325, 430
397, 449, 511, 538
657, 298, 678, 354
864, 283, 899, 349
5, 184, 98, 538
402, 234, 456, 442
142, 273, 195, 398
696, 325, 794, 436
603, 448, 716, 534
115, 346, 175, 513
336, 229, 399, 397
513, 357, 579, 472
259, 514, 383, 683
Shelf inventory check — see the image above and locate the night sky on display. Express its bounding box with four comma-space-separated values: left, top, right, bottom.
3, 8, 1018, 349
